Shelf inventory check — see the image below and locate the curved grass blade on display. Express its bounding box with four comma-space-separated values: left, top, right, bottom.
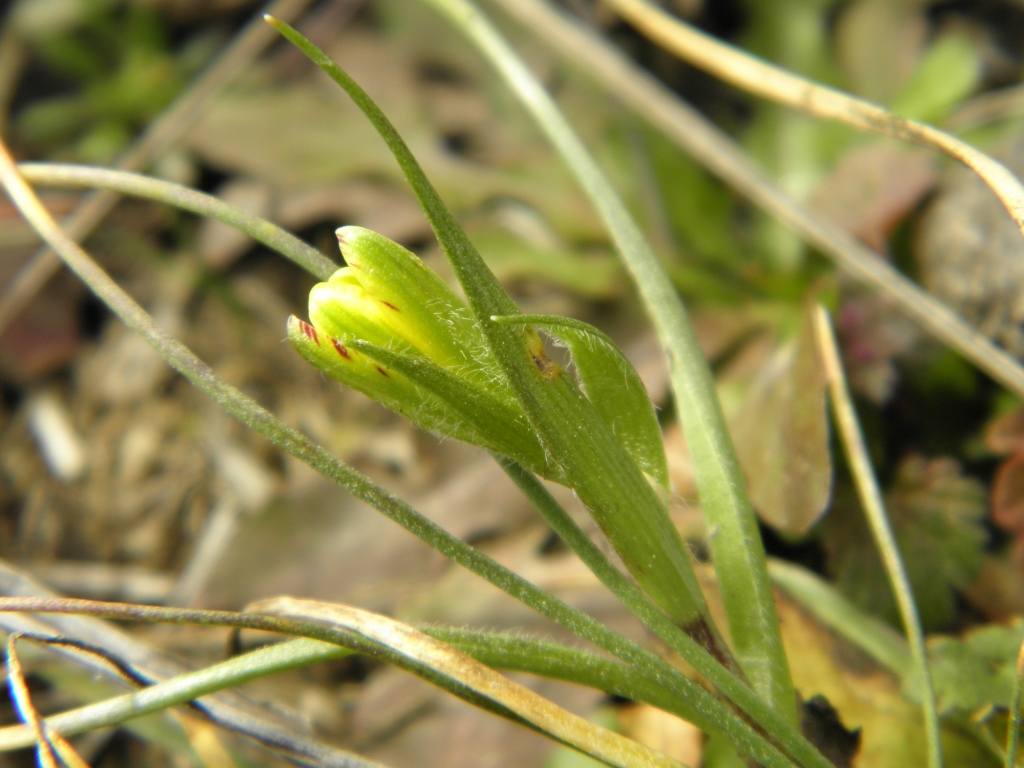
15, 163, 337, 281
0, 597, 796, 768
0, 631, 688, 753
251, 597, 687, 768
6, 636, 60, 768
418, 0, 795, 723
265, 16, 726, 665
492, 314, 668, 493
487, 0, 1024, 402
0, 142, 818, 768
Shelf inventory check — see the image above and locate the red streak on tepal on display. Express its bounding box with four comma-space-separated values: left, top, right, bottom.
301, 321, 319, 344
332, 339, 351, 360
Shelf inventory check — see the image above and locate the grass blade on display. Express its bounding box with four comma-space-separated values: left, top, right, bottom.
17, 162, 337, 280
420, 0, 795, 722
5, 636, 60, 768
252, 597, 687, 768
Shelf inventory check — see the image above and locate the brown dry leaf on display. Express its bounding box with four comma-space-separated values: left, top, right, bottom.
992, 452, 1024, 536
730, 307, 832, 536
811, 142, 936, 253
985, 406, 1024, 455
834, 0, 928, 106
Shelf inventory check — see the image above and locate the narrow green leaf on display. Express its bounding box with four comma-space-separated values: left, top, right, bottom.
16, 163, 337, 281
492, 313, 669, 493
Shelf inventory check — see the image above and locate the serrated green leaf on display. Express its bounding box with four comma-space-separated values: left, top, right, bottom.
822, 455, 987, 630
492, 313, 668, 494
903, 621, 1024, 716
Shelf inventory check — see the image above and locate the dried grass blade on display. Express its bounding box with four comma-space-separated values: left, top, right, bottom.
813, 306, 942, 768
6, 635, 61, 768
249, 598, 686, 768
604, 0, 1024, 242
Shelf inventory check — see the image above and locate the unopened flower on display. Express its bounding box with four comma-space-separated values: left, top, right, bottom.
288, 227, 554, 477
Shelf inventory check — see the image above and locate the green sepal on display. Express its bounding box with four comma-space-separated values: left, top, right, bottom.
286, 315, 489, 448
351, 339, 561, 481
492, 314, 669, 495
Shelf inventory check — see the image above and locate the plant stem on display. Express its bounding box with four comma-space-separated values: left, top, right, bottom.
814, 306, 942, 768
266, 16, 729, 672
16, 163, 337, 280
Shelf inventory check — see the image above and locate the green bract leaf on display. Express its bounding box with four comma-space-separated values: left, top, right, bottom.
492, 314, 669, 494
350, 340, 558, 481
823, 455, 987, 630
287, 314, 484, 447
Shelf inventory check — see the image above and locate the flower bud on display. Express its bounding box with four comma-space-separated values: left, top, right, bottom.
289, 228, 558, 477
335, 226, 500, 391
